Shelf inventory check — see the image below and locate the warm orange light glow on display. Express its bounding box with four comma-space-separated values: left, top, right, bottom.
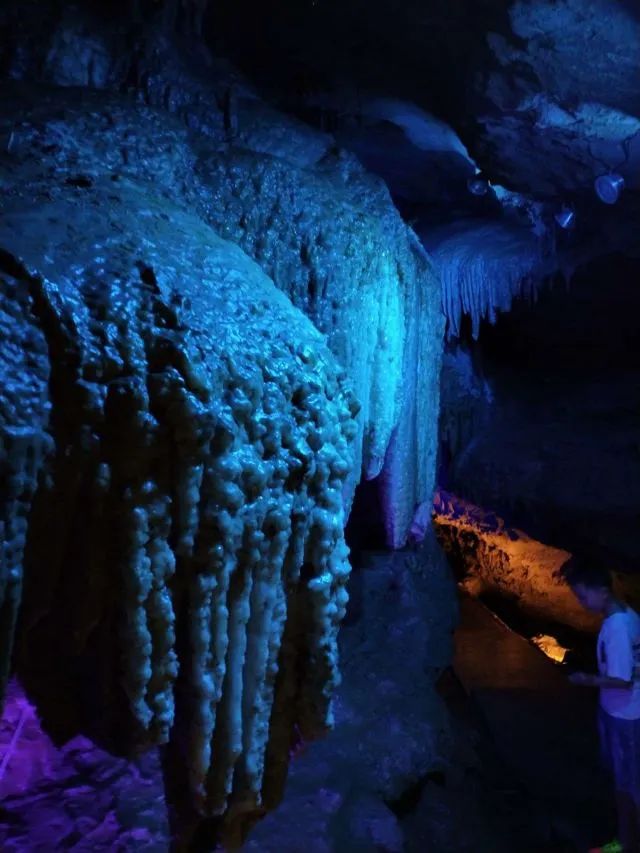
531, 634, 569, 663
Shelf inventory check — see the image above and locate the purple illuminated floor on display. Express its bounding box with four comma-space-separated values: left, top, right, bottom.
0, 680, 168, 851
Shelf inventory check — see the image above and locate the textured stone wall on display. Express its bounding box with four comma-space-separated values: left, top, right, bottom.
0, 5, 447, 843
0, 264, 52, 705
433, 490, 600, 633
0, 103, 360, 840
194, 151, 443, 545
0, 0, 444, 547
0, 70, 443, 853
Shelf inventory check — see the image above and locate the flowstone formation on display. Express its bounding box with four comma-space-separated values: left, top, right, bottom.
194, 148, 443, 546
0, 0, 444, 548
0, 5, 447, 843
0, 90, 359, 843
0, 263, 51, 705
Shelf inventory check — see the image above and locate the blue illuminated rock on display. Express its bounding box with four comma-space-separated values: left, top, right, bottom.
0, 122, 359, 840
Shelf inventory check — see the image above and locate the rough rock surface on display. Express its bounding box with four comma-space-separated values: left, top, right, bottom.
0, 680, 170, 852
192, 148, 443, 546
209, 0, 640, 201
469, 0, 640, 198
0, 2, 445, 548
0, 538, 464, 853
438, 345, 493, 473
209, 0, 640, 291
433, 490, 599, 634
0, 85, 362, 842
0, 266, 52, 704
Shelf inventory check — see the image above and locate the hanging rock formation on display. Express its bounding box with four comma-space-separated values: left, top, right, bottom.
423, 219, 549, 340
0, 11, 444, 842
0, 0, 444, 547
0, 89, 361, 842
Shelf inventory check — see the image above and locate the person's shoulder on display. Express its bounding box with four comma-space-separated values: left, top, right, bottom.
621, 606, 640, 620
607, 608, 640, 633
601, 610, 635, 634
611, 609, 633, 619
604, 610, 629, 623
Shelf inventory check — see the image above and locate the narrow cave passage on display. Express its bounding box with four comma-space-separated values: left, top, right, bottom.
435, 254, 640, 852
441, 253, 640, 569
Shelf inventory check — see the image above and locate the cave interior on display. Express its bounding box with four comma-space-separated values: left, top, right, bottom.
1, 1, 639, 851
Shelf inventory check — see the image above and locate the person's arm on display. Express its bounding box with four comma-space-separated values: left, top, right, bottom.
569, 671, 632, 688
570, 616, 635, 689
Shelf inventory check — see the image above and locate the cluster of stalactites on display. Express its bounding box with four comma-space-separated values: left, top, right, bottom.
0, 184, 358, 837
427, 222, 547, 340
0, 267, 51, 708
196, 154, 444, 545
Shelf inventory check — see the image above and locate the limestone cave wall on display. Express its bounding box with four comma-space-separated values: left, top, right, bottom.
0, 3, 447, 847
1, 140, 359, 838
0, 1, 444, 546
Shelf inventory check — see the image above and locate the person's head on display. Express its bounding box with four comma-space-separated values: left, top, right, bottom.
561, 556, 613, 613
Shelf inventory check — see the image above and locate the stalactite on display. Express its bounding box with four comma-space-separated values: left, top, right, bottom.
0, 170, 357, 841
195, 149, 443, 539
0, 263, 51, 710
425, 221, 550, 340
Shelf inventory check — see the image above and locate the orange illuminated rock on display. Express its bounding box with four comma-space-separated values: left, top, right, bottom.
433, 489, 600, 633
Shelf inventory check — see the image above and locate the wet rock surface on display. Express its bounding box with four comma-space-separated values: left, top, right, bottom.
0, 19, 443, 846
0, 681, 169, 852
0, 78, 362, 843
0, 1, 445, 545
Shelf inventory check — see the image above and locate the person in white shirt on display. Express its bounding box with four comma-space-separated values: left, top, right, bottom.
564, 557, 640, 852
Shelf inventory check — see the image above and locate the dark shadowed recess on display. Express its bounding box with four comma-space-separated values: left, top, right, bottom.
204, 0, 515, 131
446, 253, 640, 570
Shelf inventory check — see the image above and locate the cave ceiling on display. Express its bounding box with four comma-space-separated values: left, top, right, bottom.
3, 0, 639, 239
208, 0, 640, 252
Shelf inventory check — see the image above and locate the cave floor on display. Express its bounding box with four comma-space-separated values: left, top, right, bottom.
453, 595, 616, 852
0, 557, 616, 852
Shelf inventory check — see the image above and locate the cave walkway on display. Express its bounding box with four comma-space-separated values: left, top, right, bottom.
453, 595, 614, 852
